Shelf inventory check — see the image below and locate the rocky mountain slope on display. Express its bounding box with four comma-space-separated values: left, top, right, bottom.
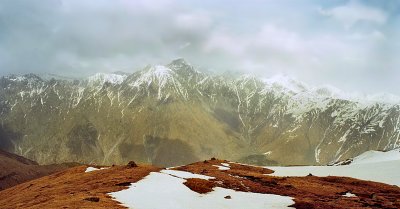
1, 59, 399, 166
0, 158, 399, 209
0, 149, 77, 190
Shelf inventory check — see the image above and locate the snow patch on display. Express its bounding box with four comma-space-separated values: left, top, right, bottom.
351, 149, 400, 165
342, 192, 357, 197
110, 171, 294, 209
221, 163, 230, 167
88, 73, 127, 85
262, 74, 308, 94
267, 149, 400, 186
129, 65, 188, 100
85, 166, 109, 173
8, 76, 26, 82
161, 169, 214, 180
264, 151, 272, 156
213, 164, 230, 171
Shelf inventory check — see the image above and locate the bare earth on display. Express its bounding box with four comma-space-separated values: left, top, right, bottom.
0, 159, 399, 209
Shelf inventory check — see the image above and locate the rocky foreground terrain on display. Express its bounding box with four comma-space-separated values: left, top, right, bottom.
0, 149, 399, 209
1, 59, 400, 167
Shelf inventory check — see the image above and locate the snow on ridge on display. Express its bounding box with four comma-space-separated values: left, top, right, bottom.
267, 161, 400, 186
5, 74, 43, 84
8, 76, 26, 82
110, 170, 294, 209
152, 65, 174, 83
261, 74, 400, 106
364, 93, 400, 105
88, 73, 127, 85
130, 65, 175, 88
38, 73, 78, 81
129, 65, 188, 100
351, 149, 400, 165
262, 74, 308, 94
267, 148, 400, 186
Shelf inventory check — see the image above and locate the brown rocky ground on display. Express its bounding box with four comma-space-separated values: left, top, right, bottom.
0, 158, 398, 209
0, 164, 160, 209
0, 149, 79, 190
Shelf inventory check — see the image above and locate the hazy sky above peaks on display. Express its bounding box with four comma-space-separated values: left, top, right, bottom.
0, 0, 399, 94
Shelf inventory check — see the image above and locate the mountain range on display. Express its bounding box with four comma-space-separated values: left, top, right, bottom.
1, 59, 399, 167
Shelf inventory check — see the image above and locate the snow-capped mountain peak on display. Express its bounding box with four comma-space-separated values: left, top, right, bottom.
312, 85, 344, 98
152, 65, 174, 78
167, 58, 192, 70
129, 65, 175, 88
126, 64, 189, 100
262, 74, 308, 94
365, 93, 400, 105
88, 73, 127, 85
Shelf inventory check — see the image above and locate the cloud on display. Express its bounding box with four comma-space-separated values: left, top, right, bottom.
174, 12, 212, 31
0, 0, 214, 75
0, 0, 398, 95
203, 24, 353, 74
319, 1, 388, 28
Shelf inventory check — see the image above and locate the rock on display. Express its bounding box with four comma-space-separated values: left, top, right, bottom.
371, 193, 377, 200
224, 195, 231, 199
115, 182, 131, 187
200, 169, 207, 174
211, 157, 216, 160
307, 173, 313, 177
127, 161, 138, 168
284, 184, 294, 189
83, 197, 100, 202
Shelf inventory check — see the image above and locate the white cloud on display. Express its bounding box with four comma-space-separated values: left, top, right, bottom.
347, 30, 386, 41
175, 12, 212, 31
204, 24, 354, 73
319, 1, 387, 28
0, 0, 398, 95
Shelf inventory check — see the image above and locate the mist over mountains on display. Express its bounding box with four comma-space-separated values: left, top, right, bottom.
1, 59, 399, 167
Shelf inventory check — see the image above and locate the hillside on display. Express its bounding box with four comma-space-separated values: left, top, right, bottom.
1, 59, 400, 166
0, 149, 78, 190
0, 157, 399, 209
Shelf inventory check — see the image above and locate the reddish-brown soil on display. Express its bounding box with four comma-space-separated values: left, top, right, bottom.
176, 159, 400, 209
0, 164, 160, 209
0, 149, 79, 190
0, 158, 399, 209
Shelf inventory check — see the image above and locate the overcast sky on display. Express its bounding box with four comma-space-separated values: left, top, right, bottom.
0, 0, 399, 94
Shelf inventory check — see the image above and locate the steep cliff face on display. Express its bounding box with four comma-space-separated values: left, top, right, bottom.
1, 59, 399, 166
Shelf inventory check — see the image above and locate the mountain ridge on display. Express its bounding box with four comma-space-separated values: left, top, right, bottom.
0, 59, 399, 167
